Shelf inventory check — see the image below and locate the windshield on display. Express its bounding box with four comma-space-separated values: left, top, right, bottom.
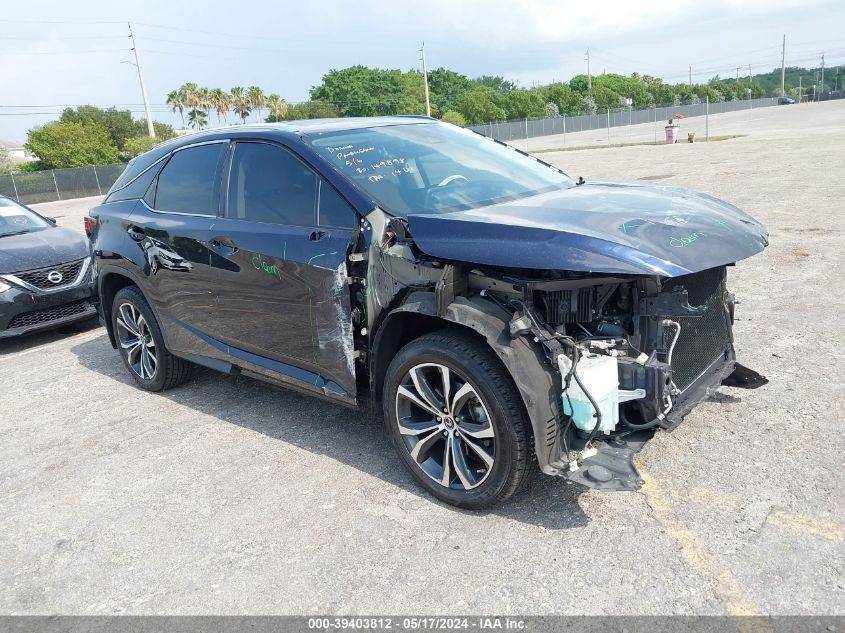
0, 198, 50, 236
309, 122, 574, 216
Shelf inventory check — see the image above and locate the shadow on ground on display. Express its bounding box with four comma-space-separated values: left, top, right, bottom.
71, 332, 590, 530
0, 319, 101, 356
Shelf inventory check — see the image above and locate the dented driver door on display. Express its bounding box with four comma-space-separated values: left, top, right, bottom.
208, 140, 358, 402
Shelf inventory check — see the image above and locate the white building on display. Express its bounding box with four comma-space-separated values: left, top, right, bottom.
0, 140, 35, 165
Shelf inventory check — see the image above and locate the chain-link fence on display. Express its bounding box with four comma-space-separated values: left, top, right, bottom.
468, 97, 781, 144
0, 163, 126, 205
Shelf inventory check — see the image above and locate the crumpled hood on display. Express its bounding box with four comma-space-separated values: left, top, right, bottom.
406, 179, 768, 277
0, 227, 88, 274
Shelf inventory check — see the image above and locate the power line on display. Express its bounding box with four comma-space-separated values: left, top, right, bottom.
1, 35, 126, 40
0, 18, 124, 25
0, 49, 128, 56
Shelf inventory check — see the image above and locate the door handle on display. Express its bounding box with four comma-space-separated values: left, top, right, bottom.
309, 230, 328, 241
209, 236, 238, 255
127, 225, 145, 242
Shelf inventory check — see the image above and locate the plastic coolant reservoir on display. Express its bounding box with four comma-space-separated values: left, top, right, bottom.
558, 352, 619, 434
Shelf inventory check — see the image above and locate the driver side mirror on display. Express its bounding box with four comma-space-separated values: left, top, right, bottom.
44, 216, 57, 226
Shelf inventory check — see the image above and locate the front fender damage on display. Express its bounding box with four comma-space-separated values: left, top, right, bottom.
384, 292, 563, 476
355, 207, 765, 493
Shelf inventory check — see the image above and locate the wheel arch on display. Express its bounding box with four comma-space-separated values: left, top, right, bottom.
97, 265, 152, 349
370, 291, 561, 474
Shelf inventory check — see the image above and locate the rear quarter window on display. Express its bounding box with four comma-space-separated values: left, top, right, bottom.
105, 157, 165, 203
153, 143, 228, 215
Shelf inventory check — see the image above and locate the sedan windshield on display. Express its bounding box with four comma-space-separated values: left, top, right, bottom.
0, 198, 50, 236
309, 122, 574, 216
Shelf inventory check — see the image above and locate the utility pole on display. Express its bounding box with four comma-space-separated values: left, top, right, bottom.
420, 42, 431, 117
780, 34, 786, 97
586, 49, 591, 91
799, 75, 802, 102
689, 65, 692, 87
820, 53, 825, 101
128, 22, 155, 138
736, 67, 740, 82
748, 64, 752, 84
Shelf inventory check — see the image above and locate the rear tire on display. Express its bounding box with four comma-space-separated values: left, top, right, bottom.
111, 286, 192, 392
383, 330, 535, 509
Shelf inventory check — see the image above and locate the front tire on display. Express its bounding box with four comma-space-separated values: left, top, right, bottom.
383, 330, 535, 509
111, 286, 192, 392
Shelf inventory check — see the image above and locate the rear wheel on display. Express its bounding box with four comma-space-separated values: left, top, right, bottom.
383, 330, 535, 509
111, 286, 192, 391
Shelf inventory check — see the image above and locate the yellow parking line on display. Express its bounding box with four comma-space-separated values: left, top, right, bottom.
683, 486, 741, 511
672, 486, 844, 542
638, 465, 762, 620
767, 510, 845, 541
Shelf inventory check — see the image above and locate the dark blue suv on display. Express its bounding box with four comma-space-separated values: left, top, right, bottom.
88, 117, 768, 508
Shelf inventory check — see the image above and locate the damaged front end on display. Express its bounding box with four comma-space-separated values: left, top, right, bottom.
351, 206, 767, 492
515, 265, 768, 490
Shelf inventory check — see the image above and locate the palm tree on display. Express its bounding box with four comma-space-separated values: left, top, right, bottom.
210, 88, 230, 126
187, 109, 207, 130
166, 90, 186, 129
246, 86, 266, 122
265, 94, 289, 122
181, 82, 200, 112
230, 87, 250, 124
195, 87, 212, 126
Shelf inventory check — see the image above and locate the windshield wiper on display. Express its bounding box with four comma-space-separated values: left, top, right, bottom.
0, 230, 31, 237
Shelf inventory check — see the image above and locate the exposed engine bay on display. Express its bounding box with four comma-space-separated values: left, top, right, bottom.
348, 210, 768, 491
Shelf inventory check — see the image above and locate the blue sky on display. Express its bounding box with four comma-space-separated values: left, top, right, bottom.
1, 0, 844, 141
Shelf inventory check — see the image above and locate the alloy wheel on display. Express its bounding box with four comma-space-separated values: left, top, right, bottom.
395, 363, 496, 490
115, 302, 158, 380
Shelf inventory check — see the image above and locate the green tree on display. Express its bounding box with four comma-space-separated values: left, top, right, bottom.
187, 109, 207, 130
14, 160, 50, 173
166, 90, 186, 129
246, 86, 266, 122
25, 121, 119, 168
471, 75, 516, 93
180, 82, 201, 113
265, 94, 290, 122
502, 89, 546, 119
569, 74, 590, 94
311, 66, 407, 117
440, 111, 466, 126
133, 120, 176, 140
398, 70, 427, 115
59, 106, 134, 150
284, 101, 340, 120
457, 87, 506, 124
543, 83, 581, 115
230, 87, 250, 123
591, 85, 620, 111
122, 136, 160, 158
428, 67, 471, 114
209, 88, 231, 126
196, 87, 212, 124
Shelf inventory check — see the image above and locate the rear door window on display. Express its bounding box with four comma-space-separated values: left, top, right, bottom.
226, 142, 317, 226
154, 143, 228, 215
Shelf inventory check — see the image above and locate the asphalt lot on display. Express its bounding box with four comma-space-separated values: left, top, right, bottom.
1, 101, 843, 615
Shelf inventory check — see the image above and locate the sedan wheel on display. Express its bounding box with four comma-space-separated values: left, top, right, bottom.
395, 362, 496, 491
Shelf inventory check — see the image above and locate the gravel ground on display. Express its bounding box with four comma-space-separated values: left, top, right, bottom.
1, 101, 843, 616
